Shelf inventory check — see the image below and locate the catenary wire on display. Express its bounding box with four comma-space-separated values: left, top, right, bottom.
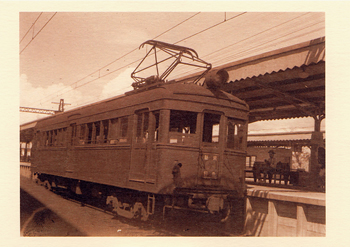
174, 12, 247, 45
202, 12, 311, 61
28, 12, 201, 107
212, 21, 324, 66
170, 21, 324, 80
41, 12, 247, 107
19, 12, 43, 44
20, 12, 57, 55
26, 12, 321, 109
145, 12, 306, 80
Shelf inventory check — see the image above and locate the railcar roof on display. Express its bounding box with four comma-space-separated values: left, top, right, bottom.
21, 82, 248, 128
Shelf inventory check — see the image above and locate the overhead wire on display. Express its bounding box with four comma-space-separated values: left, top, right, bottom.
19, 12, 43, 44
20, 12, 57, 55
173, 24, 325, 81
174, 12, 247, 45
170, 12, 311, 77
25, 12, 323, 110
169, 13, 323, 79
66, 12, 247, 106
172, 22, 325, 81
212, 20, 325, 66
29, 12, 201, 108
202, 12, 311, 61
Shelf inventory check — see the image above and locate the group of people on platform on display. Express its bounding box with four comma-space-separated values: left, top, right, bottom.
252, 150, 290, 184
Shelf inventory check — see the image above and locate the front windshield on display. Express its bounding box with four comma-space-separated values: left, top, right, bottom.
169, 110, 197, 134
202, 113, 221, 144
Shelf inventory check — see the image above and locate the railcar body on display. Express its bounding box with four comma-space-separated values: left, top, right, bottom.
26, 40, 250, 222
29, 82, 249, 221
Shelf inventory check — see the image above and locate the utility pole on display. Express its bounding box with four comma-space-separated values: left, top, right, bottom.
51, 99, 71, 112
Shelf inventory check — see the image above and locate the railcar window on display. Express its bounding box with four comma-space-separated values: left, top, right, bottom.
120, 117, 129, 142
41, 132, 44, 147
102, 120, 109, 143
56, 129, 61, 146
87, 123, 93, 144
202, 113, 221, 143
71, 124, 77, 145
44, 131, 48, 146
53, 130, 58, 146
56, 128, 63, 146
154, 111, 160, 142
48, 131, 52, 146
94, 121, 101, 144
136, 113, 143, 138
109, 118, 119, 144
169, 110, 197, 134
61, 128, 67, 146
78, 124, 86, 145
136, 112, 149, 143
168, 110, 197, 145
226, 118, 245, 150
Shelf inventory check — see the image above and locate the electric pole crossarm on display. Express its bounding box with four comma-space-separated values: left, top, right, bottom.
20, 107, 56, 115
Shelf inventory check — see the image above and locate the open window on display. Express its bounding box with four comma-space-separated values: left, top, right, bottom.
226, 118, 246, 150
169, 110, 197, 134
108, 117, 129, 144
102, 120, 109, 143
169, 110, 197, 145
86, 123, 93, 144
136, 111, 149, 143
153, 111, 160, 142
202, 112, 221, 144
120, 117, 129, 142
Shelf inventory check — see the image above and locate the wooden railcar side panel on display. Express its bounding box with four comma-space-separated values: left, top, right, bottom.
69, 146, 131, 187
33, 148, 67, 177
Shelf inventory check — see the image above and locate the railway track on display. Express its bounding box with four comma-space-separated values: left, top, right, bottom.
21, 176, 243, 236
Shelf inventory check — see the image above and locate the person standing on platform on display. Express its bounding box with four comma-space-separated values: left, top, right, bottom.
265, 150, 276, 183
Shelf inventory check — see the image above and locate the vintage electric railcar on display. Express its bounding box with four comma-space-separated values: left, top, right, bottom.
26, 41, 250, 222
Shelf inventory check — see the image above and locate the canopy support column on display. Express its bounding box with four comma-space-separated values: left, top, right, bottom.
308, 114, 325, 190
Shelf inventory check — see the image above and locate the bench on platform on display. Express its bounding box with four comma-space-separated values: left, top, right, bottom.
246, 161, 292, 185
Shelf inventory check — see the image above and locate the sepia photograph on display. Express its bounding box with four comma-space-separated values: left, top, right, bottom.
18, 10, 327, 237
0, 1, 347, 245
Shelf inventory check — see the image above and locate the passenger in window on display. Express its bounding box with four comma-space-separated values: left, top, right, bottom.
154, 128, 159, 141
143, 130, 149, 143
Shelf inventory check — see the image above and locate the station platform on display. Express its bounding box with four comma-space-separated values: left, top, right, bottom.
244, 183, 325, 237
20, 164, 325, 237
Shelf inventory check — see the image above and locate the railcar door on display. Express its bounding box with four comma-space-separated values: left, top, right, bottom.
129, 110, 159, 184
199, 112, 225, 184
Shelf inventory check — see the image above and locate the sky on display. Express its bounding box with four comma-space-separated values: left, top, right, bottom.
19, 11, 326, 132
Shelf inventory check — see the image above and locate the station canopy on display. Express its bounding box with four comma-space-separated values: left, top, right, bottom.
247, 131, 326, 147
178, 37, 325, 123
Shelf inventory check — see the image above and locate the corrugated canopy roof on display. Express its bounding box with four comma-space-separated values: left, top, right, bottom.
247, 131, 325, 147
178, 37, 325, 123
248, 131, 325, 142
